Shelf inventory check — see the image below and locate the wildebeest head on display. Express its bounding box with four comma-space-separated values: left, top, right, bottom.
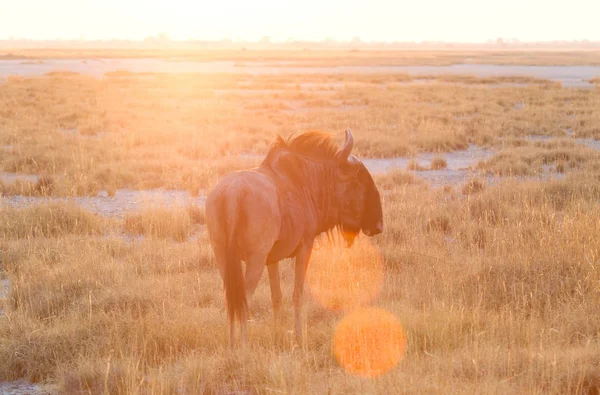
336, 129, 383, 246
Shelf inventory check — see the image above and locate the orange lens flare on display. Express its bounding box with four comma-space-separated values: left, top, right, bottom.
306, 236, 384, 311
334, 308, 406, 377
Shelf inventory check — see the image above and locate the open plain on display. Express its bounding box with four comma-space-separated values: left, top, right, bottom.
1, 49, 599, 394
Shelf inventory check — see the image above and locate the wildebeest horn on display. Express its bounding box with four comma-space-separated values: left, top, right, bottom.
337, 128, 354, 162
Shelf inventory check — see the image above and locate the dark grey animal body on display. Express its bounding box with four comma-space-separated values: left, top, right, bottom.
205, 129, 383, 347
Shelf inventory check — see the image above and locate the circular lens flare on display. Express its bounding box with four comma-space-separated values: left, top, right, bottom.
334, 308, 406, 377
306, 236, 384, 312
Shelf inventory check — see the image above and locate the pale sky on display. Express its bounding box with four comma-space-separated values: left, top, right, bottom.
1, 0, 599, 42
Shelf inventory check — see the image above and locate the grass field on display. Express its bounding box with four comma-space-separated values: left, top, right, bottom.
1, 69, 599, 195
1, 50, 599, 394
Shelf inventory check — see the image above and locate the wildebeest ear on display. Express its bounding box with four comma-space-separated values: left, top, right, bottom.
348, 154, 360, 165
336, 128, 354, 162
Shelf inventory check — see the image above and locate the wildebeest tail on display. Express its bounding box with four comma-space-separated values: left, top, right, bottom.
223, 192, 248, 324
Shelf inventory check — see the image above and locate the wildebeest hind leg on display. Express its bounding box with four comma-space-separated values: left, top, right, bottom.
244, 252, 268, 299
208, 242, 237, 347
239, 252, 268, 346
267, 262, 282, 323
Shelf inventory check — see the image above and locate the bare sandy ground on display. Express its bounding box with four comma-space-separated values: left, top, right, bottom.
0, 380, 50, 395
0, 59, 599, 87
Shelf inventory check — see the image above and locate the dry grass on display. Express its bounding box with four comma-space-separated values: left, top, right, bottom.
461, 178, 486, 195
186, 205, 206, 225
0, 203, 109, 240
123, 206, 195, 241
1, 55, 600, 393
0, 172, 599, 393
430, 156, 448, 170
374, 169, 426, 190
0, 175, 55, 197
1, 71, 599, 195
419, 74, 559, 85
406, 159, 426, 171
478, 144, 600, 176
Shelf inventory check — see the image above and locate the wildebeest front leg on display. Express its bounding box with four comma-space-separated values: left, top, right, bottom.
293, 241, 314, 345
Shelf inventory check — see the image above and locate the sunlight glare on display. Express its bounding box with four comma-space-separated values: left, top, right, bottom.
334, 307, 406, 377
306, 236, 384, 312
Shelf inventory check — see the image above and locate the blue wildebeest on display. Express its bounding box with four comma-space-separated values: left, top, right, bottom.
205, 129, 383, 347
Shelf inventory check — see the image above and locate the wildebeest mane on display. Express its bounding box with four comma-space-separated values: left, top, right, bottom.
261, 131, 344, 238
261, 131, 341, 191
264, 131, 340, 163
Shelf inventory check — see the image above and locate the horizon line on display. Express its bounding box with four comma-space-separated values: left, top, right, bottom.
2, 38, 600, 49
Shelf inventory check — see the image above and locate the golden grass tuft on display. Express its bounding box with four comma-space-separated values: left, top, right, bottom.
462, 178, 486, 195
426, 214, 452, 233
478, 144, 599, 176
123, 206, 194, 241
374, 169, 426, 190
0, 203, 108, 239
34, 175, 54, 196
407, 159, 426, 171
430, 156, 448, 170
187, 205, 206, 225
